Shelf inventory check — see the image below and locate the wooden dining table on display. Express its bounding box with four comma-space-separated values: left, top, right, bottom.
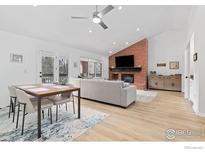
16, 84, 81, 138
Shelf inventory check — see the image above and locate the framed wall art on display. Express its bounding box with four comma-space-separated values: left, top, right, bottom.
169, 61, 179, 69
10, 53, 23, 63
157, 63, 166, 67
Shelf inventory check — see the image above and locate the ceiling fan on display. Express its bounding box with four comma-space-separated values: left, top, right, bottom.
71, 5, 114, 30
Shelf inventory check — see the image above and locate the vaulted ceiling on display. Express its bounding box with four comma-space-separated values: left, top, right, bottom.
0, 5, 191, 55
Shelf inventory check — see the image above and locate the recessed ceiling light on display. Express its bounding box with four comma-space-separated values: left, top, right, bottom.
33, 5, 38, 7
126, 42, 129, 45
118, 6, 123, 10
136, 27, 140, 31
89, 30, 92, 33
113, 42, 116, 45
109, 51, 113, 54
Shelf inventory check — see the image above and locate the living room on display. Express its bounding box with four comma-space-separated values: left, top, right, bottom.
0, 1, 205, 154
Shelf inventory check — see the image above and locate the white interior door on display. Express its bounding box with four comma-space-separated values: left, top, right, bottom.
189, 33, 195, 103
184, 33, 195, 104
184, 43, 190, 99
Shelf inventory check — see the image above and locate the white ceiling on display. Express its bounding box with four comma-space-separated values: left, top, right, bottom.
0, 5, 191, 55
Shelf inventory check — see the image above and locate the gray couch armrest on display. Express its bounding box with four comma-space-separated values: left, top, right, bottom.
121, 86, 136, 107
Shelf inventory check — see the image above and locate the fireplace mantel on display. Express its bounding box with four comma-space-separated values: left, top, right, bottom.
109, 66, 142, 72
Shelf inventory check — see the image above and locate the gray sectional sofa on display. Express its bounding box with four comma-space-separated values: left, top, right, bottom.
69, 78, 136, 107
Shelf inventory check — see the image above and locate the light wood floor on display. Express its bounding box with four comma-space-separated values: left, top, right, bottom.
75, 91, 205, 141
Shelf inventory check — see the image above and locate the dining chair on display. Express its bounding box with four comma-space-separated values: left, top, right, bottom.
8, 86, 17, 122
15, 89, 53, 135
48, 92, 75, 122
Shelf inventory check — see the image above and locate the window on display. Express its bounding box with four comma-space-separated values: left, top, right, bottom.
80, 58, 103, 78
80, 61, 88, 77
95, 62, 102, 77
88, 61, 95, 78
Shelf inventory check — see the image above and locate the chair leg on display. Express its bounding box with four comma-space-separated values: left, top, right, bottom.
42, 110, 44, 119
16, 103, 20, 129
11, 98, 14, 112
8, 97, 12, 118
48, 108, 50, 116
56, 105, 58, 122
12, 98, 16, 123
50, 108, 52, 124
72, 101, 75, 114
65, 103, 68, 111
21, 104, 26, 135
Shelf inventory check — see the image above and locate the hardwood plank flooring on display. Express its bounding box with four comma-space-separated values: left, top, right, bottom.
75, 90, 205, 141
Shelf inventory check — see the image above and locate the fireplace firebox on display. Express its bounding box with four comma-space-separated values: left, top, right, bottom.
121, 74, 134, 83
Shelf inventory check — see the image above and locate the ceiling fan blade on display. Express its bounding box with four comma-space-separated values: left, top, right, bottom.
98, 5, 114, 18
71, 16, 90, 19
99, 21, 108, 29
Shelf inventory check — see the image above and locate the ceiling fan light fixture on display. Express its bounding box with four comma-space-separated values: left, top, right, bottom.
92, 16, 101, 24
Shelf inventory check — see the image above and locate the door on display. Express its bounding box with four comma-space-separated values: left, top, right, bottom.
58, 56, 69, 85
189, 33, 195, 103
37, 51, 69, 84
38, 51, 56, 83
184, 43, 190, 99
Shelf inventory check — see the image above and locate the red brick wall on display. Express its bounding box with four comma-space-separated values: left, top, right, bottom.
109, 39, 148, 89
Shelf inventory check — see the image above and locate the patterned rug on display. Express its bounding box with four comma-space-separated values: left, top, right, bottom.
0, 104, 109, 141
136, 90, 158, 103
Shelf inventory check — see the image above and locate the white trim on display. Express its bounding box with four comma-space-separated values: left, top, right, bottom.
196, 111, 205, 117
192, 105, 205, 117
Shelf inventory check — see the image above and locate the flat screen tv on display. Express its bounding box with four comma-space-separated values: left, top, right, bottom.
115, 55, 134, 68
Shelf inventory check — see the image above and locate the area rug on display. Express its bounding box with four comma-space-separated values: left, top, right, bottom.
136, 90, 158, 103
0, 104, 109, 141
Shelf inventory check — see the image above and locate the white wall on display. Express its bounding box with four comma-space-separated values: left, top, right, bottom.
148, 30, 186, 75
148, 30, 187, 92
0, 30, 108, 108
186, 6, 205, 116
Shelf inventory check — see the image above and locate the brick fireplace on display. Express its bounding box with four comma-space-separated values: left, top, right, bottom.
109, 39, 148, 89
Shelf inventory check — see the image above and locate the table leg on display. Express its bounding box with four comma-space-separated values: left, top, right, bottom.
78, 89, 81, 119
37, 97, 41, 138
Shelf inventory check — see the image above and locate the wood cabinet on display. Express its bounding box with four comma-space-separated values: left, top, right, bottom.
148, 74, 181, 91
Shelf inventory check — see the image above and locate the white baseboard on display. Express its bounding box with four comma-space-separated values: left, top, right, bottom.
196, 111, 205, 117
191, 106, 205, 117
